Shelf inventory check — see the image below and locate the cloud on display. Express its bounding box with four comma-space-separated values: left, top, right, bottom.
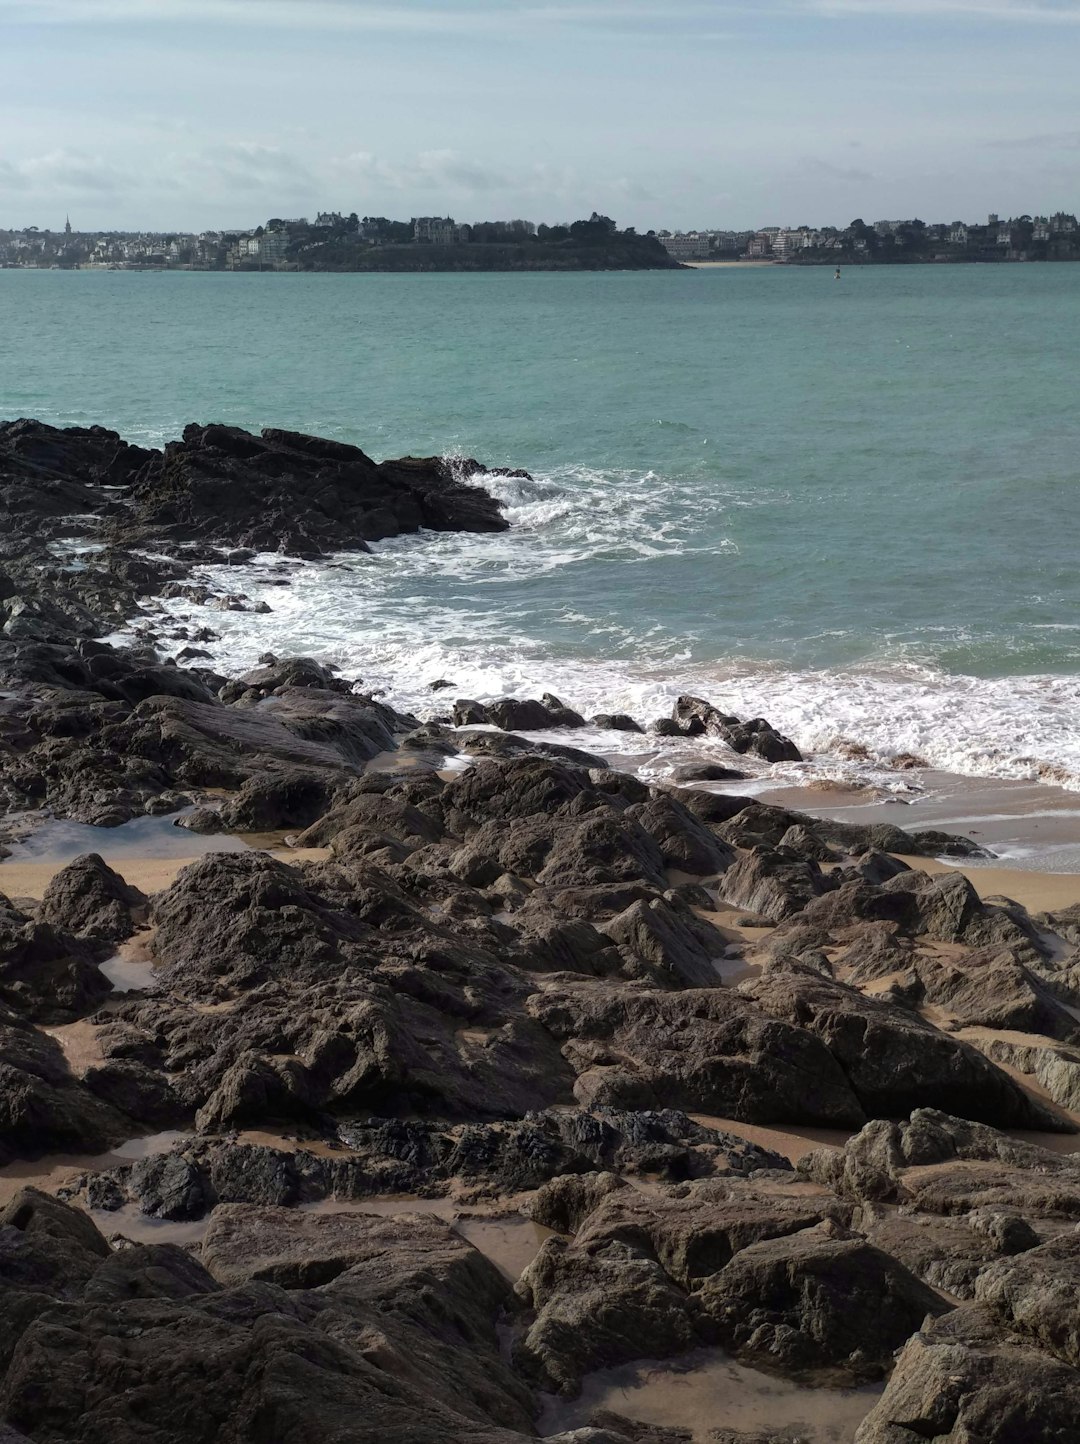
7, 0, 1080, 30
0, 0, 714, 32
172, 143, 319, 197
0, 149, 128, 194
797, 156, 875, 183
987, 130, 1080, 148
799, 0, 1080, 20
334, 149, 507, 194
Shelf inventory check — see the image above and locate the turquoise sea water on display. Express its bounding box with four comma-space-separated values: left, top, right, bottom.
3, 265, 1080, 788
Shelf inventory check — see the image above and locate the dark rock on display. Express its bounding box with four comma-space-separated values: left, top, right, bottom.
974, 1235, 1080, 1369
514, 1236, 697, 1392
526, 1172, 630, 1234
219, 655, 350, 704
106, 422, 509, 557
854, 1304, 1080, 1444
624, 794, 736, 876
671, 696, 802, 763
601, 897, 728, 989
0, 896, 112, 1022
83, 1243, 220, 1303
529, 988, 865, 1126
128, 1153, 208, 1221
720, 851, 831, 922
592, 713, 645, 733
217, 771, 338, 831
37, 852, 147, 944
452, 694, 586, 731
799, 1110, 1080, 1210
743, 967, 1065, 1131
696, 1227, 948, 1380
671, 763, 748, 784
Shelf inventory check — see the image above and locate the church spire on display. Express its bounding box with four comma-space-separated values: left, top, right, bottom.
65, 215, 72, 235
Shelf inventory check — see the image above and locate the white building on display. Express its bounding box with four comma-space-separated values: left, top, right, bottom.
413, 216, 457, 244
659, 232, 710, 260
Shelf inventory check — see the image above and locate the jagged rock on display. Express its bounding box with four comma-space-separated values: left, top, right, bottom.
671, 763, 748, 783
0, 895, 111, 1022
194, 1051, 318, 1133
82, 1243, 220, 1304
969, 1035, 1080, 1112
854, 1304, 1080, 1444
0, 1199, 539, 1443
0, 1187, 110, 1297
743, 967, 1064, 1130
572, 1181, 848, 1290
296, 789, 443, 853
624, 794, 735, 875
128, 1153, 209, 1221
529, 988, 866, 1126
600, 897, 728, 989
106, 422, 509, 556
696, 1226, 947, 1380
216, 770, 338, 831
37, 852, 147, 944
514, 1236, 697, 1393
974, 1235, 1080, 1368
776, 824, 844, 862
526, 1172, 630, 1234
218, 655, 351, 704
203, 1204, 453, 1290
799, 1111, 1080, 1209
907, 947, 1080, 1040
0, 1010, 134, 1162
671, 696, 801, 763
859, 1208, 1027, 1300
592, 713, 645, 734
720, 850, 831, 922
452, 695, 586, 731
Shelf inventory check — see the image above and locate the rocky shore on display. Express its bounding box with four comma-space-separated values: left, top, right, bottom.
2, 420, 1080, 1443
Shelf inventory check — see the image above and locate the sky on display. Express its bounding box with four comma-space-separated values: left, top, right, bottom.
0, 0, 1078, 233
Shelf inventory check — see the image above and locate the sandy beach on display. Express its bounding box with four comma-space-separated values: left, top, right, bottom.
0, 846, 330, 900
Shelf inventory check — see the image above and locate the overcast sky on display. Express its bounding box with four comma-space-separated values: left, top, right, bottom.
1, 0, 1078, 233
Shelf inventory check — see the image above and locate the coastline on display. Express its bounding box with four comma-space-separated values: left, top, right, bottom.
4, 416, 1080, 1442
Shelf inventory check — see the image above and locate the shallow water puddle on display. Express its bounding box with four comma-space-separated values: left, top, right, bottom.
537, 1349, 884, 1442
2, 811, 251, 865
0, 1130, 192, 1206
91, 1203, 211, 1248
99, 929, 157, 991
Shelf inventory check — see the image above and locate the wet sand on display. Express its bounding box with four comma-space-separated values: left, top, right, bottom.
765, 770, 1080, 873
0, 1130, 192, 1207
0, 846, 330, 900
690, 1115, 853, 1166
894, 855, 1080, 915
539, 1348, 883, 1442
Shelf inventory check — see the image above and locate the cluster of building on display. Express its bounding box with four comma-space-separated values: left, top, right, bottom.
657, 212, 1080, 263
0, 213, 509, 270
3, 209, 1079, 270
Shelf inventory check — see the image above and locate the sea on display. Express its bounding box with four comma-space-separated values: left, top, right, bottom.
4, 263, 1080, 814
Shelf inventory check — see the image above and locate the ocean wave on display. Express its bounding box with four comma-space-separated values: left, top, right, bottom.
105, 455, 1080, 796
128, 549, 1080, 795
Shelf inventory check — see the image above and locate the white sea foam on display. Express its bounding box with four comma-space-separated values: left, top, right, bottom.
109, 462, 1080, 795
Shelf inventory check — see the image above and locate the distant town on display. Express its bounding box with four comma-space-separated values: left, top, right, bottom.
2, 209, 1079, 271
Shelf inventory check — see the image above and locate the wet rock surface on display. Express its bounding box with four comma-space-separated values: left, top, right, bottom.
1, 420, 1078, 1442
